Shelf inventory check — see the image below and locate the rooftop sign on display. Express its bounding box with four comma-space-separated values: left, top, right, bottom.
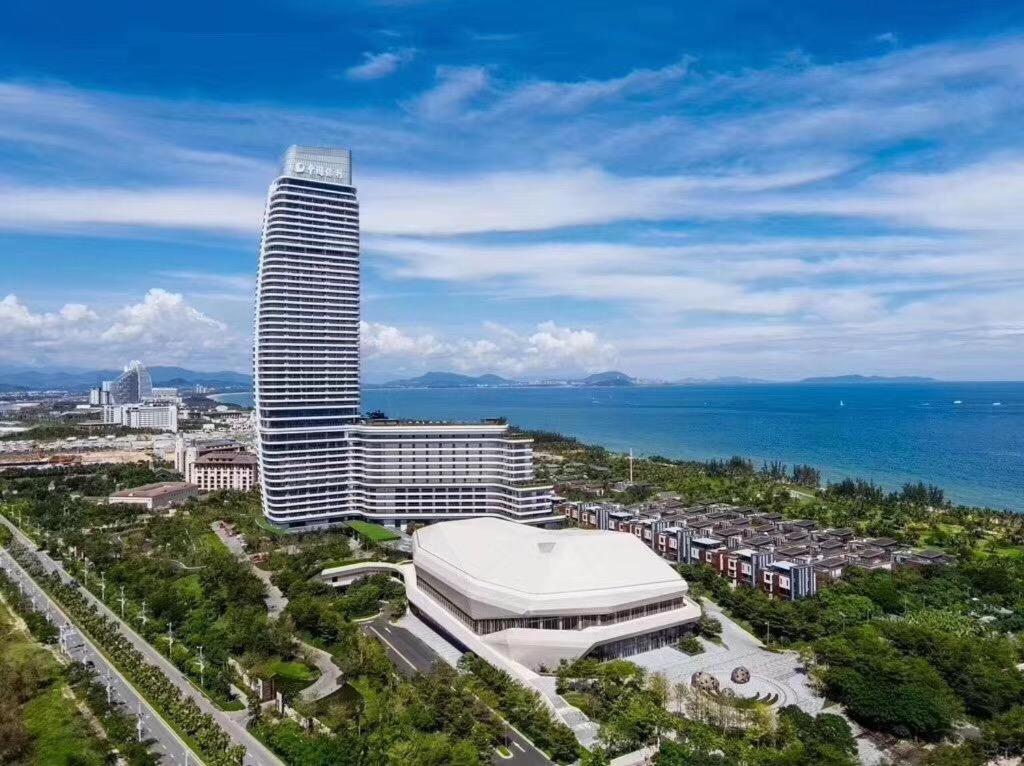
282, 146, 352, 185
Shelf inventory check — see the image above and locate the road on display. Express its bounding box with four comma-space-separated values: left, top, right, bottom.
0, 515, 285, 766
1, 545, 198, 766
365, 615, 552, 766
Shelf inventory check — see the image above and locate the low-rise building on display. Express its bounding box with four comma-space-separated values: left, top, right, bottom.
188, 450, 258, 492
108, 481, 199, 511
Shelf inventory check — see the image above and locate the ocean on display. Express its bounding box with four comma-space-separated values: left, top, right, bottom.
214, 382, 1024, 512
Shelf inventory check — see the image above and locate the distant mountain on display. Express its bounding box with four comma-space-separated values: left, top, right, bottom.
372, 371, 519, 389
148, 367, 251, 389
0, 365, 251, 393
799, 374, 938, 385
579, 371, 636, 387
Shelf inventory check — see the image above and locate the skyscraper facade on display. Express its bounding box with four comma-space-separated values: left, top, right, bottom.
254, 147, 557, 530
107, 360, 153, 404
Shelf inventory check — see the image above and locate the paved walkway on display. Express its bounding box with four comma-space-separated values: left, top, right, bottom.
212, 521, 341, 703
212, 522, 287, 618
630, 599, 823, 713
296, 643, 343, 703
1, 514, 285, 766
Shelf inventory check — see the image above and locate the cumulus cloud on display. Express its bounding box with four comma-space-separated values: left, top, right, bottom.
0, 290, 242, 369
360, 320, 615, 377
360, 320, 446, 357
0, 295, 97, 336
345, 48, 416, 81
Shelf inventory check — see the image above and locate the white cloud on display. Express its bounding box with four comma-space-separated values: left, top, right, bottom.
485, 59, 691, 116
412, 66, 490, 120
0, 291, 242, 369
0, 295, 96, 335
345, 49, 416, 81
360, 320, 615, 377
0, 185, 262, 234
0, 33, 1023, 379
360, 320, 446, 357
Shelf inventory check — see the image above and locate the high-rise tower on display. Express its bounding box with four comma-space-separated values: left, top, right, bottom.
255, 147, 558, 530
254, 148, 360, 522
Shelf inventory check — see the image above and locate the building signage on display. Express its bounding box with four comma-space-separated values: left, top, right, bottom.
292, 161, 348, 181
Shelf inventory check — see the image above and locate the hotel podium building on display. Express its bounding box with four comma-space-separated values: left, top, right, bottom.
254, 147, 558, 530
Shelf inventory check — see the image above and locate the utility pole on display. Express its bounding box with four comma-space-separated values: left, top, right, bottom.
105, 668, 113, 704
197, 645, 205, 688
629, 448, 634, 483
118, 585, 126, 619
99, 572, 106, 601
139, 599, 148, 629
166, 623, 174, 656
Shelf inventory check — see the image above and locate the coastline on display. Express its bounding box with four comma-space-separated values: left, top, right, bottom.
208, 384, 1023, 513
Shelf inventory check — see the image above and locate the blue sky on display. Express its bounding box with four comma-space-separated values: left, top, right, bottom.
2, 0, 1023, 381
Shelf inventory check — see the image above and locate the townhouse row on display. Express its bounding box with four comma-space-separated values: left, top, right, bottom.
561, 498, 953, 600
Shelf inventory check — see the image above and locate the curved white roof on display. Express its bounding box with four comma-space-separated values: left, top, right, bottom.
412, 518, 687, 617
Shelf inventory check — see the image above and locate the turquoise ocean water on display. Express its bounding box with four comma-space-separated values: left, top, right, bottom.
216, 383, 1024, 511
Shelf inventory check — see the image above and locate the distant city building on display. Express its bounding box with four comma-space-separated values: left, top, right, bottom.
151, 386, 179, 399
108, 481, 199, 511
406, 518, 701, 668
88, 387, 111, 406
103, 403, 178, 432
105, 360, 153, 405
253, 146, 557, 530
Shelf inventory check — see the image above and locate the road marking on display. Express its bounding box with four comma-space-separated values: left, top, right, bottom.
368, 626, 417, 671
513, 742, 525, 752
383, 626, 391, 634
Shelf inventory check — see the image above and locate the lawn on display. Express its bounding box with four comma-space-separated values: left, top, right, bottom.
347, 521, 401, 543
257, 659, 320, 683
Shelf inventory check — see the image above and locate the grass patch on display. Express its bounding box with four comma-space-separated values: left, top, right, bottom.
347, 521, 400, 543
22, 680, 107, 766
989, 545, 1024, 559
257, 659, 320, 683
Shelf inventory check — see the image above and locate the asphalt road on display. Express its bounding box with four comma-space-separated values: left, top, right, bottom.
1, 545, 197, 765
365, 616, 552, 766
0, 515, 284, 766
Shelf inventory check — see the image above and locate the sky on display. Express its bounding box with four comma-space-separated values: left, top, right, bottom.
1, 0, 1023, 382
